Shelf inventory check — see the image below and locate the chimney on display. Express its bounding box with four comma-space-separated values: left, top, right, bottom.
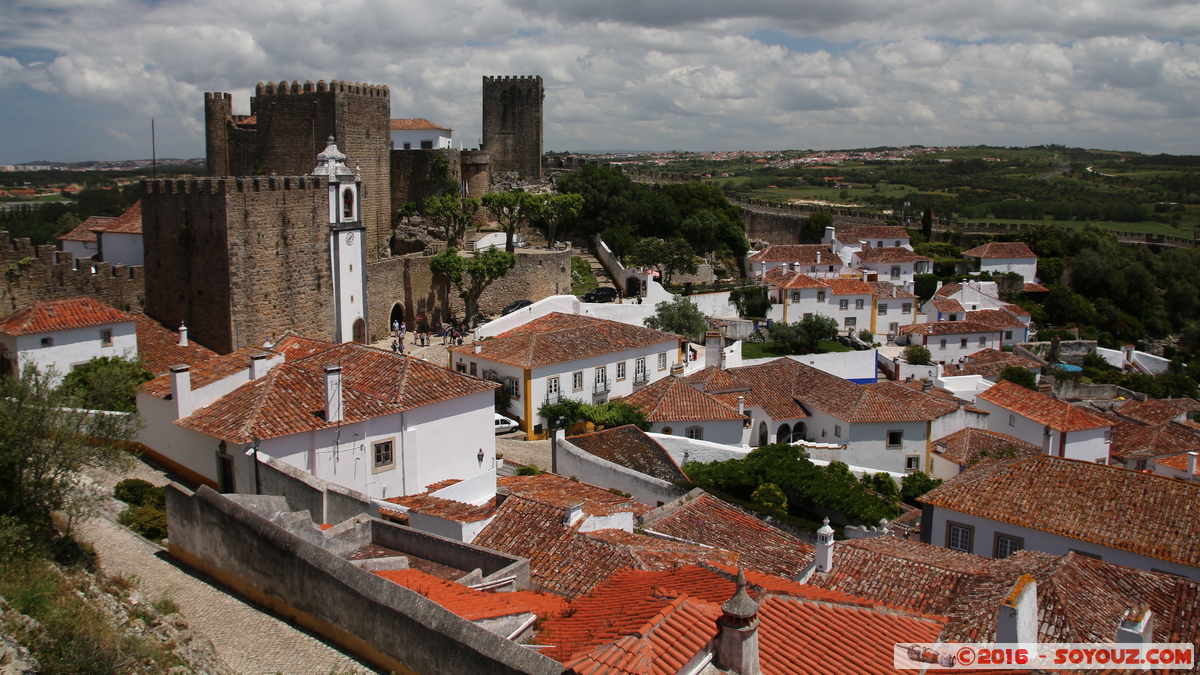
737, 395, 745, 416
495, 487, 511, 508
563, 502, 584, 527
324, 365, 343, 423
670, 362, 685, 377
178, 322, 188, 347
815, 517, 834, 573
705, 330, 724, 370
473, 343, 482, 354
996, 575, 1037, 644
717, 570, 761, 675
815, 250, 821, 264
922, 379, 933, 393
170, 365, 193, 418
1188, 452, 1198, 477
1116, 607, 1154, 645
249, 353, 269, 380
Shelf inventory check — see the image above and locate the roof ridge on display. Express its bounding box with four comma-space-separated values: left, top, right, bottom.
238, 361, 283, 440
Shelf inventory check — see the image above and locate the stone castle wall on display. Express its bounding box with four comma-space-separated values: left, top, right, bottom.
0, 234, 144, 317
481, 76, 543, 180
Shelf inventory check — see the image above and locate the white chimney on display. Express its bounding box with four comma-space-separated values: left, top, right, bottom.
996, 575, 1037, 644
249, 353, 269, 380
178, 322, 188, 347
563, 502, 584, 527
1188, 452, 1198, 477
473, 343, 482, 354
737, 395, 745, 416
705, 330, 724, 370
815, 518, 834, 573
324, 365, 343, 423
1117, 607, 1154, 645
717, 569, 761, 675
170, 365, 193, 418
815, 250, 821, 264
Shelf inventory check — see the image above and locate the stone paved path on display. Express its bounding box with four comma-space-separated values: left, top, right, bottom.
80, 461, 377, 675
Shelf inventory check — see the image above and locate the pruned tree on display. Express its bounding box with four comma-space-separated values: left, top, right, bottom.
482, 191, 537, 253
529, 193, 583, 248
423, 194, 480, 249
429, 247, 517, 326
903, 343, 932, 365
630, 237, 698, 285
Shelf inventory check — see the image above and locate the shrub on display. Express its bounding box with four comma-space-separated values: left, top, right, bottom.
751, 483, 787, 511
113, 479, 155, 507
515, 465, 544, 476
118, 505, 168, 541
997, 365, 1038, 390
858, 329, 874, 344
904, 344, 932, 365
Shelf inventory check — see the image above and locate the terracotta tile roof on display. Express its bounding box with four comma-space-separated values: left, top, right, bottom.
499, 473, 650, 517
619, 376, 745, 423
100, 200, 142, 234
920, 455, 1200, 568
719, 360, 809, 421
374, 568, 565, 621
933, 428, 1044, 467
58, 215, 113, 243
678, 366, 749, 394
855, 246, 931, 264
175, 343, 498, 442
761, 266, 825, 289
382, 493, 497, 524
822, 277, 874, 295
1000, 303, 1031, 317
930, 298, 964, 314
862, 381, 961, 419
562, 594, 720, 675
390, 117, 451, 131
0, 296, 136, 335
869, 282, 917, 300
141, 345, 278, 399
1154, 452, 1199, 476
842, 225, 909, 241
889, 378, 972, 407
976, 380, 1110, 432
1023, 282, 1049, 293
1164, 397, 1200, 413
941, 348, 1043, 379
900, 320, 1001, 337
1110, 419, 1200, 462
452, 313, 682, 369
641, 492, 815, 578
962, 242, 1036, 259
567, 425, 689, 484
270, 334, 338, 361
1116, 397, 1185, 426
934, 282, 963, 298
748, 244, 830, 264
134, 315, 218, 376
966, 309, 1026, 330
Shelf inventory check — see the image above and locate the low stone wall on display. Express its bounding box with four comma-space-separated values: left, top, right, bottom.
369, 519, 529, 588
256, 455, 374, 525
557, 434, 688, 508
165, 484, 560, 675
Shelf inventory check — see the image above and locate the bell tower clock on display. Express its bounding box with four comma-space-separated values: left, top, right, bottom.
313, 136, 368, 343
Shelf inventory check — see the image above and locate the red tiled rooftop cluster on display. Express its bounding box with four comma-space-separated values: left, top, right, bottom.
452, 313, 683, 369
976, 380, 1109, 432
134, 315, 219, 376
373, 568, 565, 622
962, 242, 1036, 259
0, 296, 136, 335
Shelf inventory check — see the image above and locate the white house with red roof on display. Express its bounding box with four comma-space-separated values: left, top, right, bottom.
898, 320, 1006, 363
973, 380, 1113, 463
390, 118, 452, 150
827, 224, 912, 262
136, 337, 500, 501
745, 244, 848, 279
449, 313, 684, 437
56, 201, 143, 266
0, 296, 137, 384
760, 270, 875, 334
962, 241, 1038, 282
850, 245, 931, 291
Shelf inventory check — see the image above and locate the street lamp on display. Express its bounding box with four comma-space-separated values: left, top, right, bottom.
477, 448, 485, 465
244, 436, 261, 494
550, 416, 564, 475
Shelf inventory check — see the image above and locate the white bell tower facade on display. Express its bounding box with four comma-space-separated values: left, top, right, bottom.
314, 137, 369, 344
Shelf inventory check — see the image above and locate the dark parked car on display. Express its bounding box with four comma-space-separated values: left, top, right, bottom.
583, 287, 619, 303
501, 299, 533, 316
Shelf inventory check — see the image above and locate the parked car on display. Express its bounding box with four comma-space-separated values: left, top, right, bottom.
501, 300, 533, 316
583, 287, 619, 303
494, 413, 518, 435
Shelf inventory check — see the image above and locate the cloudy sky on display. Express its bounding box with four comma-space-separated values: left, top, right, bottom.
2, 0, 1198, 163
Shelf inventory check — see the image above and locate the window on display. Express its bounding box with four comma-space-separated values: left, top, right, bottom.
342, 188, 354, 219
372, 440, 395, 471
455, 362, 466, 373
1095, 457, 1108, 465
1135, 459, 1148, 471
845, 317, 856, 327
1008, 414, 1016, 427
40, 337, 53, 348
834, 425, 841, 438
887, 430, 903, 448
100, 329, 113, 347
657, 352, 668, 370
949, 314, 959, 321
960, 338, 968, 348
616, 361, 627, 380
1005, 330, 1013, 340
1104, 430, 1113, 443
506, 377, 520, 399
905, 455, 920, 471
803, 313, 812, 320
594, 366, 609, 393
402, 142, 412, 150
877, 241, 884, 247
634, 357, 647, 384
790, 292, 800, 302
817, 291, 826, 302
939, 339, 947, 350
947, 522, 973, 553
878, 304, 888, 315
902, 303, 912, 315
978, 336, 987, 346
420, 139, 434, 149
661, 426, 673, 435
469, 362, 477, 376
572, 371, 584, 391
890, 266, 901, 279
686, 426, 703, 440
839, 299, 849, 310
992, 534, 1023, 559
809, 265, 817, 273
895, 240, 901, 247
546, 377, 561, 403
595, 366, 606, 383
855, 299, 864, 310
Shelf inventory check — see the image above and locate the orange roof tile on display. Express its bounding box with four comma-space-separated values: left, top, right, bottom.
856, 246, 931, 264
141, 345, 278, 399
899, 320, 1003, 336
1000, 303, 1031, 317
933, 428, 1043, 468
451, 313, 682, 369
934, 282, 963, 298
940, 348, 1043, 379
748, 244, 830, 264
862, 381, 961, 419
920, 455, 1200, 568
383, 493, 497, 524
0, 296, 136, 335
99, 200, 141, 235
1110, 419, 1200, 462
962, 242, 1036, 259
58, 215, 114, 243
270, 334, 338, 361
821, 277, 874, 295
374, 568, 565, 621
869, 282, 918, 300
499, 473, 650, 517
1116, 397, 1185, 426
976, 380, 1110, 432
1154, 452, 1199, 475
567, 425, 688, 484
135, 315, 218, 376
620, 376, 745, 423
762, 266, 825, 289
965, 309, 1026, 330
390, 118, 451, 131
931, 298, 964, 313
1023, 282, 1050, 293
842, 225, 909, 241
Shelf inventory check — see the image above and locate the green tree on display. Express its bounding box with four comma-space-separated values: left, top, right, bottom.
751, 483, 787, 511
921, 206, 933, 240
58, 356, 153, 413
555, 164, 645, 236
423, 194, 480, 248
429, 247, 517, 325
482, 190, 537, 254
900, 471, 942, 506
903, 343, 932, 365
0, 366, 137, 536
803, 210, 833, 243
630, 237, 698, 284
583, 400, 651, 431
865, 473, 901, 505
997, 365, 1037, 390
529, 193, 583, 248
538, 399, 588, 430
644, 296, 707, 342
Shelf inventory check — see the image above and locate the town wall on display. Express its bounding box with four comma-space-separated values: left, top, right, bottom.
481, 76, 543, 180
0, 234, 144, 317
389, 148, 464, 219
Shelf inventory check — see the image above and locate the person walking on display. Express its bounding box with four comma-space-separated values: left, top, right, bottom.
392, 319, 399, 337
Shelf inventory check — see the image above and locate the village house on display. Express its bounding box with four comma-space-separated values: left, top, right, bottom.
898, 320, 1006, 363
56, 200, 144, 266
826, 225, 912, 260
973, 380, 1113, 463
449, 312, 684, 436
390, 118, 453, 149
927, 427, 1043, 480
919, 455, 1200, 581
745, 244, 847, 279
962, 241, 1038, 282
1107, 397, 1200, 470
0, 296, 137, 384
868, 281, 920, 339
619, 374, 748, 445
939, 347, 1044, 381
851, 245, 931, 291
559, 424, 690, 507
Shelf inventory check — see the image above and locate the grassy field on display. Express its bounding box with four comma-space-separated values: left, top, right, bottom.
964, 217, 1196, 238
741, 339, 851, 360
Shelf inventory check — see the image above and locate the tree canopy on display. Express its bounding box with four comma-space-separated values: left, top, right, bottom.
643, 296, 707, 342
58, 356, 153, 413
429, 247, 516, 325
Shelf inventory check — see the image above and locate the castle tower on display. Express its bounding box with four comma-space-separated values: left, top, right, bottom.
481, 76, 543, 181
204, 92, 232, 177
314, 137, 368, 344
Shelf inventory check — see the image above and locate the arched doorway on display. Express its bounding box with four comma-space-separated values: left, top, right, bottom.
777, 423, 791, 444
389, 303, 404, 330
757, 422, 768, 447
352, 318, 367, 344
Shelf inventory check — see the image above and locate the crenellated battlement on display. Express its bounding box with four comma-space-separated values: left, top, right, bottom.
254, 79, 389, 98
141, 176, 326, 195
0, 232, 145, 315
482, 75, 542, 84
204, 92, 232, 102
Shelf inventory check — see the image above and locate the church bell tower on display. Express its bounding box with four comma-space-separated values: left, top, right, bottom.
313, 136, 368, 343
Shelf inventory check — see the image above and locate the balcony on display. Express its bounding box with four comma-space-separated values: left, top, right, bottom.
544, 391, 562, 405
633, 372, 648, 385
593, 379, 612, 394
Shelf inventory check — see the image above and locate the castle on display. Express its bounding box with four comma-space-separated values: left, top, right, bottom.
138, 76, 566, 353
